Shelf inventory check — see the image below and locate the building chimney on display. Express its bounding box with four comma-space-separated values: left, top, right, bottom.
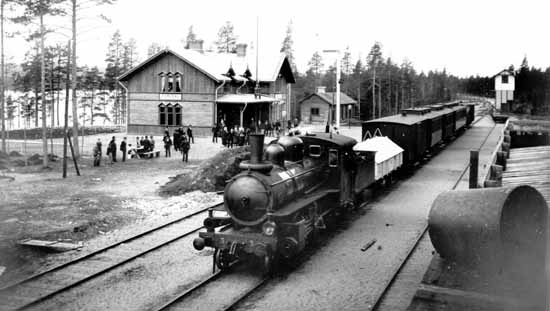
236, 43, 247, 57
316, 86, 326, 94
187, 39, 204, 53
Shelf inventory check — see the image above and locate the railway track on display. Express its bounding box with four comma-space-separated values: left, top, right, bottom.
371, 115, 497, 310
152, 268, 268, 311
0, 202, 223, 311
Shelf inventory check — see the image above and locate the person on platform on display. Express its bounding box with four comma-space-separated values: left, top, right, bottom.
136, 137, 141, 148
187, 125, 194, 144
108, 136, 117, 163
325, 122, 330, 133
173, 129, 180, 152
150, 135, 155, 151
163, 133, 172, 157
212, 124, 218, 143
120, 137, 127, 162
164, 126, 170, 137
180, 132, 190, 162
93, 139, 102, 167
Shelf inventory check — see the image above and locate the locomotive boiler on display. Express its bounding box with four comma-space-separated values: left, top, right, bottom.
193, 132, 371, 270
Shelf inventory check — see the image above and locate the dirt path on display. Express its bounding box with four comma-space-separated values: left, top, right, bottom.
0, 153, 210, 286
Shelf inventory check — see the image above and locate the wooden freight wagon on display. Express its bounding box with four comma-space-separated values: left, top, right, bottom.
353, 136, 403, 181
362, 111, 429, 166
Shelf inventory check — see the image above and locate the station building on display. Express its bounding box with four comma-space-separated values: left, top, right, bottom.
494, 68, 515, 111
117, 42, 295, 136
298, 86, 357, 125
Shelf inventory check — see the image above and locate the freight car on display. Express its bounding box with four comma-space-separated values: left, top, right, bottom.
193, 132, 403, 271
362, 102, 474, 166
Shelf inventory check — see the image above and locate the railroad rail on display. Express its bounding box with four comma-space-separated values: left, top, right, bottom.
0, 202, 223, 311
152, 268, 268, 311
371, 115, 496, 310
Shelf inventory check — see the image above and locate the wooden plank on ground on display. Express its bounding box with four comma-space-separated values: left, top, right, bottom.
17, 239, 83, 252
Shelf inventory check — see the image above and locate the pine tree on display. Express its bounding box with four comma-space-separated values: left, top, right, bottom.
104, 30, 123, 123
307, 52, 323, 87
11, 0, 65, 167
367, 42, 383, 118
280, 20, 295, 71
215, 21, 237, 53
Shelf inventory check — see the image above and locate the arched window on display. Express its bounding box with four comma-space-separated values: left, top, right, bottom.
159, 103, 166, 125
159, 72, 166, 92
166, 72, 174, 92
174, 104, 182, 126
174, 72, 182, 92
166, 104, 174, 125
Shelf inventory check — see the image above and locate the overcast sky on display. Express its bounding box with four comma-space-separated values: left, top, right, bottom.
5, 0, 549, 77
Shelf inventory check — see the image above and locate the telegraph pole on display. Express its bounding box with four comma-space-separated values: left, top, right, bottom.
63, 40, 70, 178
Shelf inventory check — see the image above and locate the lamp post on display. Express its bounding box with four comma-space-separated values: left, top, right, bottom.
323, 49, 341, 130
348, 104, 352, 129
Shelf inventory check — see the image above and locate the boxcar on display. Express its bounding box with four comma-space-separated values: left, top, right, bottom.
362, 111, 429, 166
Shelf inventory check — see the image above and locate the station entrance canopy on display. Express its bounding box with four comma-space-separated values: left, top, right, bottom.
216, 94, 278, 128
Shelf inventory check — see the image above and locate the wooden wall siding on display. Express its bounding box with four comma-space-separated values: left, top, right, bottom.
129, 100, 158, 124
127, 53, 217, 93
300, 97, 330, 124
127, 124, 212, 136
130, 92, 214, 102
181, 102, 212, 126
128, 100, 213, 127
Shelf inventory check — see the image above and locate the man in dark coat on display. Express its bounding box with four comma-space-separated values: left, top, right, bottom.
180, 132, 190, 162
120, 137, 127, 162
173, 128, 181, 152
187, 125, 194, 144
93, 139, 102, 167
108, 136, 117, 162
163, 133, 172, 157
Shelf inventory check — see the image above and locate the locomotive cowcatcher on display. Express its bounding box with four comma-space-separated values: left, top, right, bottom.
193, 132, 382, 271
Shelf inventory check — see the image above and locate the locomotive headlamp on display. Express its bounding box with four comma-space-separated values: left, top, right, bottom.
262, 221, 276, 236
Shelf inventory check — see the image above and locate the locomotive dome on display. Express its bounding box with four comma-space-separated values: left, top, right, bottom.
274, 136, 304, 162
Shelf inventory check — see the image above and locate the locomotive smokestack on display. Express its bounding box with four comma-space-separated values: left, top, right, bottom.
239, 133, 273, 172
249, 134, 264, 164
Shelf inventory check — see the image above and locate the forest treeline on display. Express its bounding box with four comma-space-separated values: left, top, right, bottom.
2, 6, 549, 166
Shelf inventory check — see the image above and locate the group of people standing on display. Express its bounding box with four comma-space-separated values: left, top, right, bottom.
93, 136, 127, 166
211, 118, 299, 148
162, 126, 193, 162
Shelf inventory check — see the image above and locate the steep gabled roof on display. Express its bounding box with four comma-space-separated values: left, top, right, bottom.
493, 69, 515, 78
299, 92, 357, 105
118, 48, 295, 83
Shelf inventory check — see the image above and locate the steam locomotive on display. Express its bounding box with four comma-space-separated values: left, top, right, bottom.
193, 103, 475, 271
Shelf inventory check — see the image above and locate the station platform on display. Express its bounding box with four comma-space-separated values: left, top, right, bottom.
248, 114, 503, 311
502, 145, 550, 204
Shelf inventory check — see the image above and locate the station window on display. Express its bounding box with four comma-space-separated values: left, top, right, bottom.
159, 103, 166, 125
159, 72, 183, 93
501, 75, 508, 84
311, 108, 320, 116
159, 103, 182, 126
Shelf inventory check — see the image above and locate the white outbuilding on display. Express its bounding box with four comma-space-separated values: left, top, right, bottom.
494, 69, 515, 111
353, 136, 403, 181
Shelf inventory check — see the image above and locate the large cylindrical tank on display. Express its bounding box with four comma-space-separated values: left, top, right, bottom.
428, 186, 547, 268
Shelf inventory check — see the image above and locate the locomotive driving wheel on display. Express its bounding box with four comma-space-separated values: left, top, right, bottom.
214, 249, 233, 270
